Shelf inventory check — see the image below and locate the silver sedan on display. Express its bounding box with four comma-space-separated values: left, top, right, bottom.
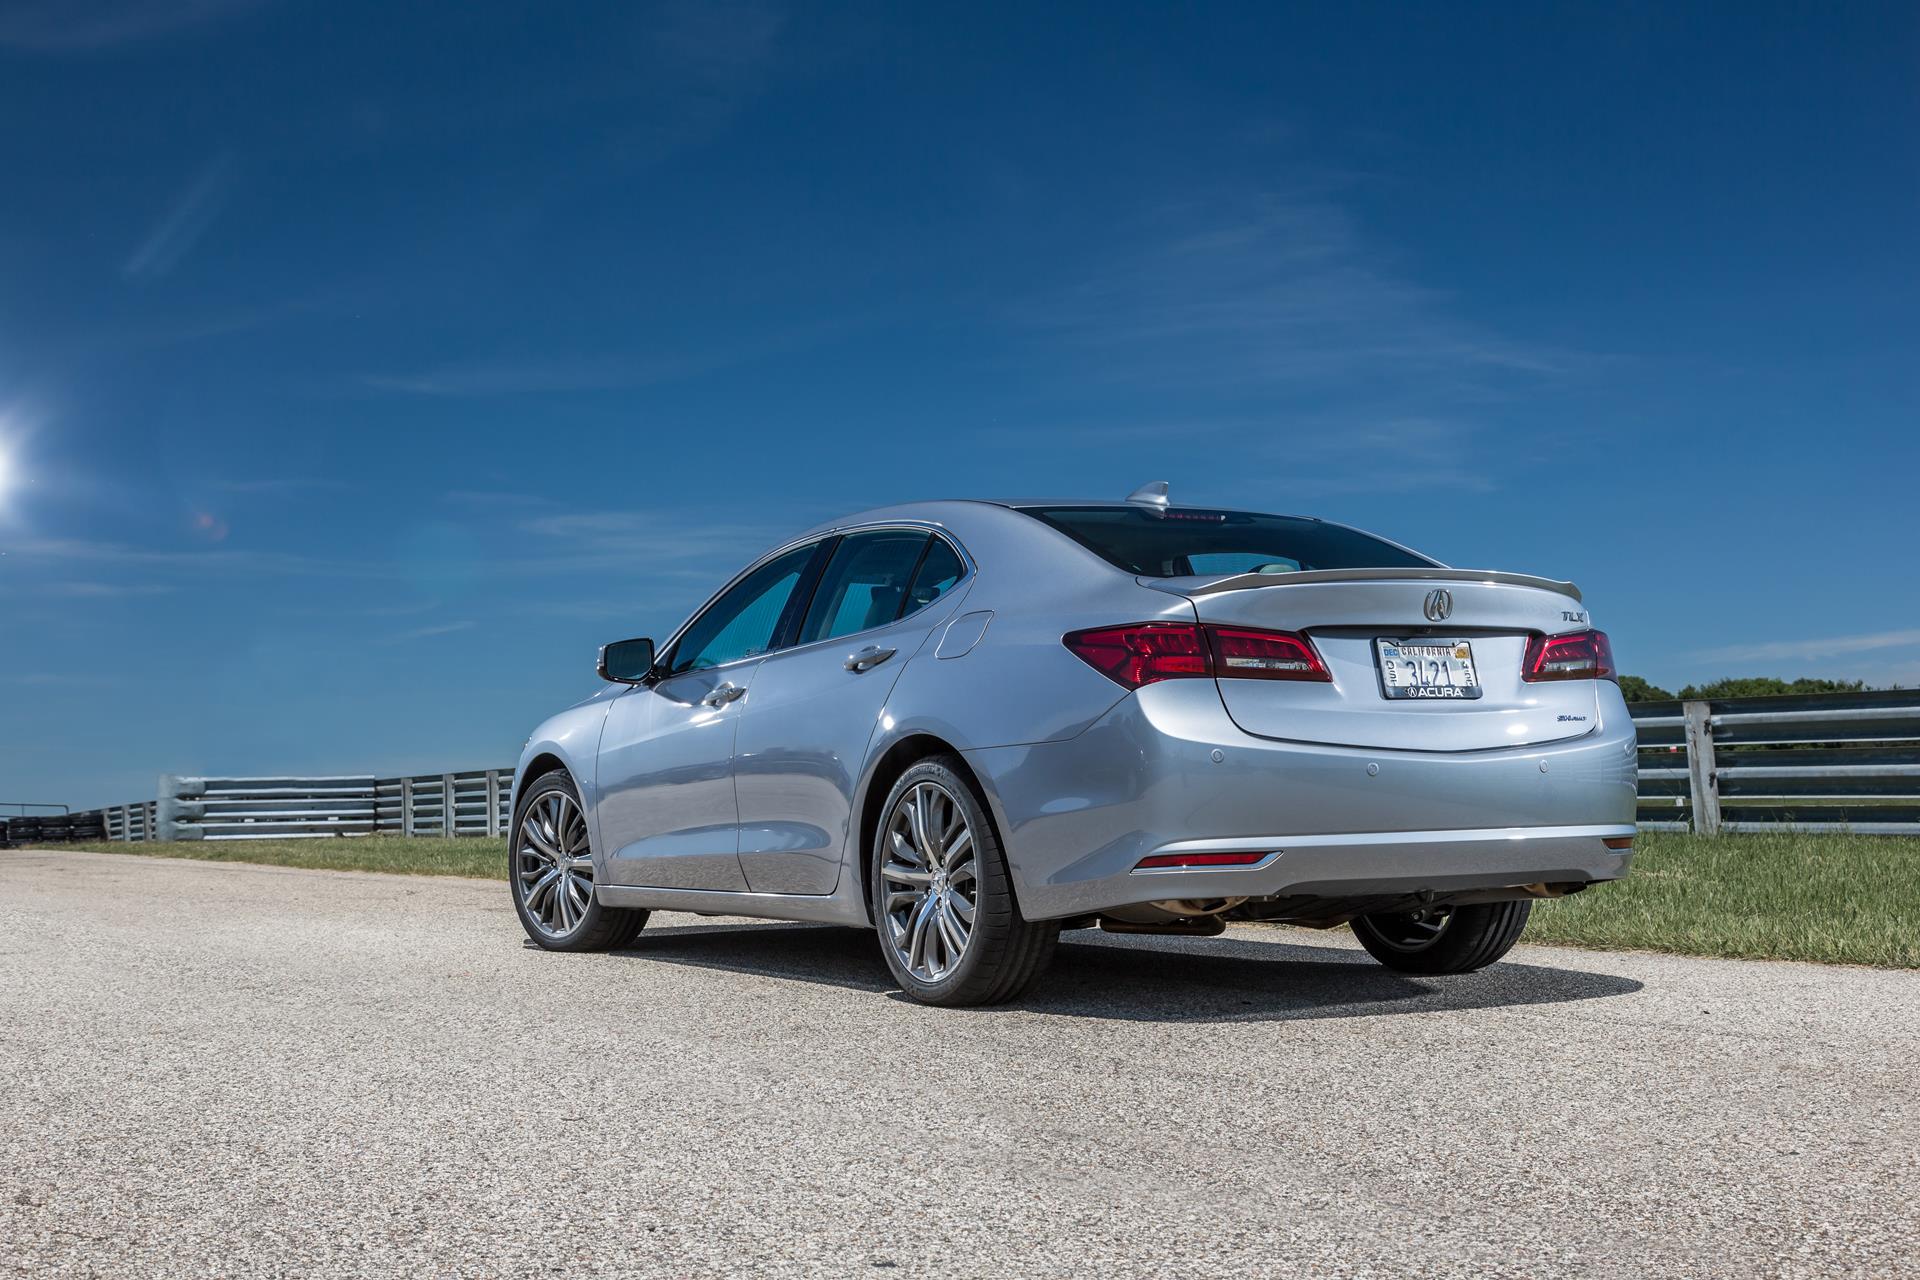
510, 485, 1637, 1006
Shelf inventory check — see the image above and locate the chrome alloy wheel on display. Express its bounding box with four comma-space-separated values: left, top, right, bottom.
880, 780, 978, 982
515, 790, 595, 937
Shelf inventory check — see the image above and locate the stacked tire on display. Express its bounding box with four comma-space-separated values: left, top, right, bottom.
71, 810, 107, 842
8, 817, 42, 846
40, 814, 72, 844
0, 819, 11, 849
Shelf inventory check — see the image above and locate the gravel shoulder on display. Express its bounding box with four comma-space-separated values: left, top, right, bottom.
3, 850, 1916, 1279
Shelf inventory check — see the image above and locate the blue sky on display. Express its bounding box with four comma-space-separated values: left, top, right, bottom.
1, 1, 1915, 808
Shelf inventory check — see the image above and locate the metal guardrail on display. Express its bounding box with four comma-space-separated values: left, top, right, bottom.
1630, 689, 1920, 835
34, 690, 1920, 844
69, 770, 515, 842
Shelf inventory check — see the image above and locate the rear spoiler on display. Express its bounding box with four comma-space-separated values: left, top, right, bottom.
1144, 567, 1583, 603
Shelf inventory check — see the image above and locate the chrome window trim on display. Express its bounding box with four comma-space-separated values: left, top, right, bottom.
649, 521, 975, 680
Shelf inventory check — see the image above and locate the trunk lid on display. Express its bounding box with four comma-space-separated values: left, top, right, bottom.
1147, 569, 1601, 753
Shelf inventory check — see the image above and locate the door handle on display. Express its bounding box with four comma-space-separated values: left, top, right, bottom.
843, 645, 897, 673
701, 682, 747, 707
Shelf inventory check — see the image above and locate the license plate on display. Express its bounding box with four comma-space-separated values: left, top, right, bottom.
1376, 638, 1483, 700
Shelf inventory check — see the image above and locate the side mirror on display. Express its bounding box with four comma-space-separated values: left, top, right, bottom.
597, 637, 656, 684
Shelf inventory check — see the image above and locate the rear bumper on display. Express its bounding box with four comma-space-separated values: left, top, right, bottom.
964, 681, 1639, 921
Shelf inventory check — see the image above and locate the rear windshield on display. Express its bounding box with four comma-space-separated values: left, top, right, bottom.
1016, 506, 1434, 577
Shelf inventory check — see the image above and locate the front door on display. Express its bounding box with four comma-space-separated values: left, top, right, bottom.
595, 541, 821, 891
734, 530, 971, 895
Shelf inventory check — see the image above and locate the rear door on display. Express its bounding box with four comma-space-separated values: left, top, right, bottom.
1172, 574, 1601, 752
733, 530, 970, 894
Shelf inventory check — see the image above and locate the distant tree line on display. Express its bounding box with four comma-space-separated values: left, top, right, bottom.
1616, 675, 1872, 703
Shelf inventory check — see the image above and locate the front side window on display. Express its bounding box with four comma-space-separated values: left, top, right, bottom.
666, 542, 819, 674
799, 531, 931, 645
1016, 506, 1433, 577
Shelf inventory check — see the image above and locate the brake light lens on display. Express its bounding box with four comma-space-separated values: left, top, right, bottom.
1523, 629, 1615, 682
1063, 623, 1330, 689
1061, 624, 1209, 689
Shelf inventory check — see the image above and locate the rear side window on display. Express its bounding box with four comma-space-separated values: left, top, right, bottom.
1016, 506, 1432, 577
800, 531, 930, 644
904, 537, 965, 615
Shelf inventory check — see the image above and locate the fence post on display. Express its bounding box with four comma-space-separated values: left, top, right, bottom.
442, 773, 456, 838
155, 776, 187, 842
485, 771, 501, 838
1682, 700, 1721, 836
401, 779, 414, 838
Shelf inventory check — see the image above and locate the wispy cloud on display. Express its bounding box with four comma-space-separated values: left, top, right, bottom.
1696, 629, 1920, 664
655, 0, 784, 85
382, 620, 475, 645
125, 152, 235, 280
360, 353, 711, 398
208, 477, 354, 495
441, 489, 556, 509
2, 534, 378, 578
359, 313, 859, 398
1022, 193, 1576, 393
35, 581, 178, 599
516, 509, 784, 567
0, 0, 263, 51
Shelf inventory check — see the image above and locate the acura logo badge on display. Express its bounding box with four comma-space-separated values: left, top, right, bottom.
1423, 588, 1453, 622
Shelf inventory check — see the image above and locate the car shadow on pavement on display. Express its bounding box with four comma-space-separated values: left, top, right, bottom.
610, 921, 1644, 1023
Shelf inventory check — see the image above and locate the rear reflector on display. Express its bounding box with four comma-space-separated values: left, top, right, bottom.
1064, 623, 1331, 690
1523, 629, 1616, 682
1603, 837, 1634, 850
1135, 851, 1271, 869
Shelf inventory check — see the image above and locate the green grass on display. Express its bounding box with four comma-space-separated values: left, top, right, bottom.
1527, 829, 1919, 968
55, 837, 509, 879
36, 828, 1920, 968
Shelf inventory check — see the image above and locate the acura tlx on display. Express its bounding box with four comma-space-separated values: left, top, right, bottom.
508, 483, 1635, 1006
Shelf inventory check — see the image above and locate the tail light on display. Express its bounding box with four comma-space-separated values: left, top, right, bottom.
1064, 623, 1330, 690
1523, 629, 1615, 682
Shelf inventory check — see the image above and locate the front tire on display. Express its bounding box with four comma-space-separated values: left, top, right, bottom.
1351, 900, 1531, 975
510, 771, 648, 952
870, 756, 1058, 1007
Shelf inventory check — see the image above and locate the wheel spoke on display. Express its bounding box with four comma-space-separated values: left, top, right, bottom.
936, 900, 969, 958
522, 821, 560, 860
906, 895, 936, 972
906, 787, 933, 865
888, 828, 926, 869
947, 890, 975, 923
943, 826, 972, 867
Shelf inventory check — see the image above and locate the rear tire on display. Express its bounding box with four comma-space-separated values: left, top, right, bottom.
870, 755, 1058, 1007
1351, 900, 1531, 975
510, 771, 648, 952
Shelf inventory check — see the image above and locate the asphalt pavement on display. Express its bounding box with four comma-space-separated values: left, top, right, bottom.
2, 849, 1915, 1279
